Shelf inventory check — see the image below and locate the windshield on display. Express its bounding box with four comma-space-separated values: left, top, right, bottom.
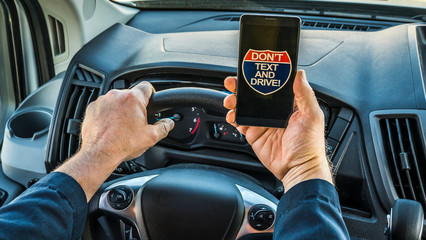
112, 0, 426, 20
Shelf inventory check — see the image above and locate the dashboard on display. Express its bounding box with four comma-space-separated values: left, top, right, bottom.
2, 9, 426, 240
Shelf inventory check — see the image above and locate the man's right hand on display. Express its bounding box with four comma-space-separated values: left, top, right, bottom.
80, 81, 174, 163
56, 81, 174, 201
223, 70, 333, 191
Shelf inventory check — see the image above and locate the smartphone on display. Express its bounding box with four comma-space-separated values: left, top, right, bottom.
236, 14, 301, 128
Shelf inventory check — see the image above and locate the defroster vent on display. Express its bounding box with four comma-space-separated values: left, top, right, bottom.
302, 21, 383, 31
58, 67, 103, 162
380, 117, 426, 209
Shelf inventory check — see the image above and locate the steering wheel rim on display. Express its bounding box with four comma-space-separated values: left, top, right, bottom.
147, 87, 230, 115
86, 88, 278, 240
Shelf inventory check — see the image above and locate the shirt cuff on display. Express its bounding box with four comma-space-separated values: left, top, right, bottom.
34, 172, 88, 237
277, 179, 341, 218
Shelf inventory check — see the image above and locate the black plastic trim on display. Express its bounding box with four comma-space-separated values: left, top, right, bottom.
19, 0, 55, 85
0, 0, 25, 105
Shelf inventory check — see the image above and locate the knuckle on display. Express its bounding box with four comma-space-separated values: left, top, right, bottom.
150, 130, 161, 142
93, 95, 105, 105
160, 123, 168, 137
119, 91, 138, 104
106, 89, 120, 98
136, 82, 152, 95
151, 123, 168, 141
86, 101, 94, 110
312, 108, 325, 124
308, 89, 316, 98
140, 81, 151, 89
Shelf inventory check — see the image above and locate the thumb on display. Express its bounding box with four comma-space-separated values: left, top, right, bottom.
293, 70, 319, 114
150, 118, 175, 142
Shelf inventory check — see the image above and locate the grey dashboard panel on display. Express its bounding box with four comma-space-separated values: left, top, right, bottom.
126, 11, 399, 34
162, 30, 343, 66
1, 73, 63, 186
0, 164, 24, 205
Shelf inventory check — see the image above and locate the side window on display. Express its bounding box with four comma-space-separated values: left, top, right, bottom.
0, 3, 17, 146
0, 0, 53, 147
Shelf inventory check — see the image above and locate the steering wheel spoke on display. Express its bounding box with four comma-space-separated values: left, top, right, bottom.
99, 175, 158, 239
236, 185, 276, 238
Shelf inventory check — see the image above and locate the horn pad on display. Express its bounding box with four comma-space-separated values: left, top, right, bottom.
140, 168, 244, 240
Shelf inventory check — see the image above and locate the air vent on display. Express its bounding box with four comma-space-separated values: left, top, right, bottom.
58, 67, 103, 162
74, 68, 102, 83
302, 20, 383, 31
48, 15, 66, 56
380, 117, 426, 209
210, 15, 391, 32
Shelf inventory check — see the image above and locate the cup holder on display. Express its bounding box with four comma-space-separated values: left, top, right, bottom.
7, 110, 52, 139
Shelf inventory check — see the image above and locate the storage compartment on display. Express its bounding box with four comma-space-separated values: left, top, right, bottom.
7, 110, 51, 139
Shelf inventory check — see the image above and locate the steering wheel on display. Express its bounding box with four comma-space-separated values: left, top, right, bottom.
86, 88, 278, 240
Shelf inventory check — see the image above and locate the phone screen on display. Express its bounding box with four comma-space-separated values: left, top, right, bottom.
236, 15, 301, 127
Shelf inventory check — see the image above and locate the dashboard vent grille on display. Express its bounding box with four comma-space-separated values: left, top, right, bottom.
74, 68, 102, 83
48, 15, 66, 56
302, 21, 383, 31
212, 16, 390, 32
380, 117, 426, 208
58, 67, 102, 162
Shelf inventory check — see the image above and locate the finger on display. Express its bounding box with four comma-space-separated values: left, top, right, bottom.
223, 94, 237, 110
236, 126, 249, 136
226, 110, 249, 135
150, 118, 175, 142
226, 110, 237, 125
293, 70, 320, 114
224, 77, 237, 93
132, 81, 156, 106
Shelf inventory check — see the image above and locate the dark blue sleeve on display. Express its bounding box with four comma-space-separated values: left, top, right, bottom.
273, 179, 350, 240
0, 172, 88, 240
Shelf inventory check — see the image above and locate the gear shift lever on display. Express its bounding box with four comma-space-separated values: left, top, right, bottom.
385, 199, 424, 240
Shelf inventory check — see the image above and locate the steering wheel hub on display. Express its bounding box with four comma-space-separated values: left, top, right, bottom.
140, 169, 244, 240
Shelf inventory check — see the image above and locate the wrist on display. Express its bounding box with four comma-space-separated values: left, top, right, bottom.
282, 155, 333, 192
78, 145, 124, 166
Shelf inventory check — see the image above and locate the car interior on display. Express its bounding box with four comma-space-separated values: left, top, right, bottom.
1, 0, 426, 239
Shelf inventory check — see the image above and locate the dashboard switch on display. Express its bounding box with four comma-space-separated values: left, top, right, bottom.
212, 123, 246, 144
328, 118, 350, 142
213, 132, 220, 138
337, 108, 354, 122
326, 137, 339, 159
108, 186, 133, 210
255, 211, 266, 221
112, 79, 129, 89
248, 204, 275, 230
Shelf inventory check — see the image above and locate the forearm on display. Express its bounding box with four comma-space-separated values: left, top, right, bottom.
55, 149, 122, 202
